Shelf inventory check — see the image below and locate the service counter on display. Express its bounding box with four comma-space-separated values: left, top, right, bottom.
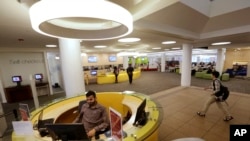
12, 91, 162, 141
97, 69, 141, 84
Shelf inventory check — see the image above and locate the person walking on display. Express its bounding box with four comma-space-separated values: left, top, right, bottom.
126, 64, 134, 84
113, 66, 119, 83
197, 71, 234, 121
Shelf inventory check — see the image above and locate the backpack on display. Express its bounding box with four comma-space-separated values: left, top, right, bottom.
213, 80, 230, 101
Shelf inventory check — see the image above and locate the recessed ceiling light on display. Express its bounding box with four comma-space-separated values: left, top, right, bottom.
117, 52, 139, 56
46, 44, 57, 48
171, 47, 180, 50
162, 41, 176, 44
152, 47, 161, 49
94, 45, 107, 48
211, 42, 231, 45
81, 53, 87, 56
118, 38, 141, 43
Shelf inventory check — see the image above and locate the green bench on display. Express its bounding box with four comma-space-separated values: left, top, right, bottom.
221, 73, 230, 81
195, 71, 230, 81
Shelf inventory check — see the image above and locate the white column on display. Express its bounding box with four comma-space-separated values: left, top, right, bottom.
181, 44, 192, 87
29, 74, 39, 109
132, 57, 135, 67
0, 100, 7, 136
123, 56, 129, 69
161, 53, 166, 72
43, 52, 53, 95
0, 79, 6, 103
215, 48, 226, 75
59, 39, 85, 97
247, 63, 250, 77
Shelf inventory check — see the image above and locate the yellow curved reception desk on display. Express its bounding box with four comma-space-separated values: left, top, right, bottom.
12, 92, 162, 141
97, 69, 141, 84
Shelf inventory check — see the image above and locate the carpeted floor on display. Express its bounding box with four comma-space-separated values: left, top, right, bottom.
86, 71, 250, 95
1, 71, 250, 139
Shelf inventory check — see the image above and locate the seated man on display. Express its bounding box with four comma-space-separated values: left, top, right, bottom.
73, 90, 110, 139
206, 66, 214, 74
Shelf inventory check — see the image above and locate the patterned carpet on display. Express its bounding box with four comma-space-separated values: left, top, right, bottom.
86, 71, 250, 95
1, 71, 250, 139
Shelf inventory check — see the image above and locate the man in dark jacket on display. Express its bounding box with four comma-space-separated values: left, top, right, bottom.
126, 64, 134, 84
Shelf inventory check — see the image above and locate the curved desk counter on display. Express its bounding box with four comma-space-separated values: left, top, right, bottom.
97, 69, 141, 84
12, 92, 162, 141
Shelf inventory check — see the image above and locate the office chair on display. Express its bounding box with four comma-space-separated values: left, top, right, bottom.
78, 100, 87, 113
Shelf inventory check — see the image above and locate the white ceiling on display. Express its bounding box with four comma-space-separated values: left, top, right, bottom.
0, 0, 249, 54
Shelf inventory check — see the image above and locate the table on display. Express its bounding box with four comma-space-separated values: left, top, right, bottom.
4, 85, 33, 103
36, 82, 50, 96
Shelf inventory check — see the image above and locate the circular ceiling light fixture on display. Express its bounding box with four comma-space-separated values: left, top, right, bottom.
171, 47, 181, 50
118, 38, 141, 43
29, 0, 133, 40
162, 41, 176, 44
211, 42, 231, 45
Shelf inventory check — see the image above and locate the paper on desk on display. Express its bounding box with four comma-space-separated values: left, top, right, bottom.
12, 121, 33, 135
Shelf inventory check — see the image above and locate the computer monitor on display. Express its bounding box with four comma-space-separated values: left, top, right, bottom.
109, 56, 117, 62
12, 75, 22, 86
35, 73, 43, 82
37, 110, 54, 129
90, 70, 97, 76
88, 56, 97, 63
45, 123, 90, 141
133, 98, 148, 126
36, 110, 54, 137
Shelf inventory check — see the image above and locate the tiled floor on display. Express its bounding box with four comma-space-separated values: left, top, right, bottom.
1, 86, 250, 141
151, 86, 250, 141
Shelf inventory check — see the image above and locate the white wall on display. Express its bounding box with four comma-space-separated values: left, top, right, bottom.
0, 52, 123, 88
147, 57, 159, 68
0, 52, 47, 87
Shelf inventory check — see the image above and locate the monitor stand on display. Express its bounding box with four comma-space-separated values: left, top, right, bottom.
16, 82, 21, 87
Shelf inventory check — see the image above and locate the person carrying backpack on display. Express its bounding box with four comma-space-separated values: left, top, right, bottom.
197, 71, 234, 121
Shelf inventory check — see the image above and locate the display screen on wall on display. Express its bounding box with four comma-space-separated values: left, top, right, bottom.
90, 70, 97, 76
109, 56, 117, 62
88, 56, 97, 63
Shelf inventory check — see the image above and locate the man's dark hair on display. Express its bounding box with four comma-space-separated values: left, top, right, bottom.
212, 71, 220, 78
86, 90, 96, 98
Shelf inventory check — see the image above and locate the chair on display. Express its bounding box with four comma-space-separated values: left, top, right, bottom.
75, 100, 87, 123
84, 73, 89, 85
95, 126, 110, 139
78, 100, 87, 113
